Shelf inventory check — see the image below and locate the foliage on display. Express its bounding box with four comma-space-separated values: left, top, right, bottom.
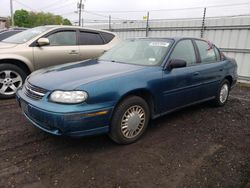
14, 10, 30, 27
13, 9, 72, 28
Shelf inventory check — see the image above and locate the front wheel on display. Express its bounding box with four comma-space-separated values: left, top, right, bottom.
0, 64, 27, 99
109, 96, 150, 144
213, 79, 230, 107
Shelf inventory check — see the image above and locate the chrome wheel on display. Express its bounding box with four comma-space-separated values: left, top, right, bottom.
0, 70, 23, 96
121, 105, 146, 139
219, 83, 229, 104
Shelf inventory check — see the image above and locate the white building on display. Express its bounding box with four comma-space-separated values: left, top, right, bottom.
0, 17, 7, 29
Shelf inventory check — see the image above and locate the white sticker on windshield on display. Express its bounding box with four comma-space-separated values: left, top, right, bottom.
149, 42, 170, 47
148, 58, 156, 62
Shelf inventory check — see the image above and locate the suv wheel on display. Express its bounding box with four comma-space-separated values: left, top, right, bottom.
109, 96, 150, 144
0, 64, 27, 99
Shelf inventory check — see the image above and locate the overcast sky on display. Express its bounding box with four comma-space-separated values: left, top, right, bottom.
1, 0, 250, 24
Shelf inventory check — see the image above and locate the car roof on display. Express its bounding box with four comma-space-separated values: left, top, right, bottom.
130, 37, 208, 42
41, 25, 117, 35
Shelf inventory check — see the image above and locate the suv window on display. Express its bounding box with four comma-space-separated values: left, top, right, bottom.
195, 40, 217, 63
101, 32, 115, 44
47, 31, 76, 46
79, 31, 104, 45
170, 40, 196, 66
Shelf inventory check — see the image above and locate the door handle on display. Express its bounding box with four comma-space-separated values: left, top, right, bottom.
219, 68, 223, 72
193, 72, 200, 76
69, 50, 78, 55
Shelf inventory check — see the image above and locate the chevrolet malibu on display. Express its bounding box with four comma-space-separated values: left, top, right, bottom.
16, 38, 238, 144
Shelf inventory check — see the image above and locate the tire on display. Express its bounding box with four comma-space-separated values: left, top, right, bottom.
109, 96, 150, 144
213, 79, 230, 107
0, 64, 27, 99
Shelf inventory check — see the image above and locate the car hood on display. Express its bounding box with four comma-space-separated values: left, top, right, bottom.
28, 59, 145, 90
0, 42, 18, 49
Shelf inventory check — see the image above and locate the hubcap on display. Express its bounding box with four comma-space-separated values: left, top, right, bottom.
219, 83, 229, 103
121, 105, 145, 139
0, 70, 22, 95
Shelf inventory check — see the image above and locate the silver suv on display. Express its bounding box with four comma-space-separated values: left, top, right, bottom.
0, 25, 119, 98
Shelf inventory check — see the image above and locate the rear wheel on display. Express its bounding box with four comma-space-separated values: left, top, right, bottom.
213, 79, 230, 107
109, 96, 150, 144
0, 64, 27, 99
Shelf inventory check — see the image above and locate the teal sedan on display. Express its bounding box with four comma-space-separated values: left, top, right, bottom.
16, 38, 238, 144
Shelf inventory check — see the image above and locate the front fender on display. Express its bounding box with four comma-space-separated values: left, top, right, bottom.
0, 54, 34, 72
78, 67, 163, 115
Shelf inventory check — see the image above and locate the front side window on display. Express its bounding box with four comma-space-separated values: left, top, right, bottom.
79, 32, 104, 45
170, 40, 196, 66
195, 40, 217, 63
47, 31, 76, 46
99, 39, 173, 66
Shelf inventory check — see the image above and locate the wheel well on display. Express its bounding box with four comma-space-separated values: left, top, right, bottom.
115, 90, 155, 119
0, 59, 31, 75
225, 75, 233, 86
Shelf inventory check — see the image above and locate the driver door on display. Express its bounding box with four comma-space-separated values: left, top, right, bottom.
161, 39, 202, 113
33, 29, 80, 69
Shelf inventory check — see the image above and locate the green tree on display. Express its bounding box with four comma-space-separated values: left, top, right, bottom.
14, 9, 30, 27
13, 10, 72, 28
63, 19, 72, 25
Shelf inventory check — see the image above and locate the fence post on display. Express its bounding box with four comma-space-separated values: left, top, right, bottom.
109, 15, 111, 31
146, 11, 149, 37
200, 7, 206, 38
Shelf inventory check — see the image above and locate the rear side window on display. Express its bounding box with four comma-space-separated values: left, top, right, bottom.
101, 32, 115, 44
214, 47, 221, 61
195, 40, 217, 63
47, 31, 77, 46
79, 31, 104, 45
170, 40, 196, 66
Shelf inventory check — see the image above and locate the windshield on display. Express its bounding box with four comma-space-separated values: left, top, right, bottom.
2, 26, 52, 44
99, 39, 173, 66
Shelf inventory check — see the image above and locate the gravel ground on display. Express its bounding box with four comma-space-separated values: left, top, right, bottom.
0, 86, 249, 188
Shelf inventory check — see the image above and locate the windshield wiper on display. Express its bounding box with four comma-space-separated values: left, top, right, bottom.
99, 59, 124, 64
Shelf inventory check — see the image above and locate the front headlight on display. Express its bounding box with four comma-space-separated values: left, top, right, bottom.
49, 90, 88, 104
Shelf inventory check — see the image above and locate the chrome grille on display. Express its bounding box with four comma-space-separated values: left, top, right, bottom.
23, 82, 48, 100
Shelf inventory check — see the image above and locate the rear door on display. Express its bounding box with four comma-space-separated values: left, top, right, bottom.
33, 29, 80, 69
194, 40, 224, 99
78, 30, 112, 60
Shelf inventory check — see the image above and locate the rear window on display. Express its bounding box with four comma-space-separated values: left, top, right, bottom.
79, 31, 104, 45
101, 32, 115, 44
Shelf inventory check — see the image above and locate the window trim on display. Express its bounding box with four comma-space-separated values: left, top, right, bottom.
31, 28, 78, 47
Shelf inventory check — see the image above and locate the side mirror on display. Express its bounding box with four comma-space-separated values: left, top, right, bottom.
166, 59, 187, 71
37, 38, 50, 46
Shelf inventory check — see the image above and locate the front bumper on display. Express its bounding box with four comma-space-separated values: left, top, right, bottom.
16, 89, 113, 137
